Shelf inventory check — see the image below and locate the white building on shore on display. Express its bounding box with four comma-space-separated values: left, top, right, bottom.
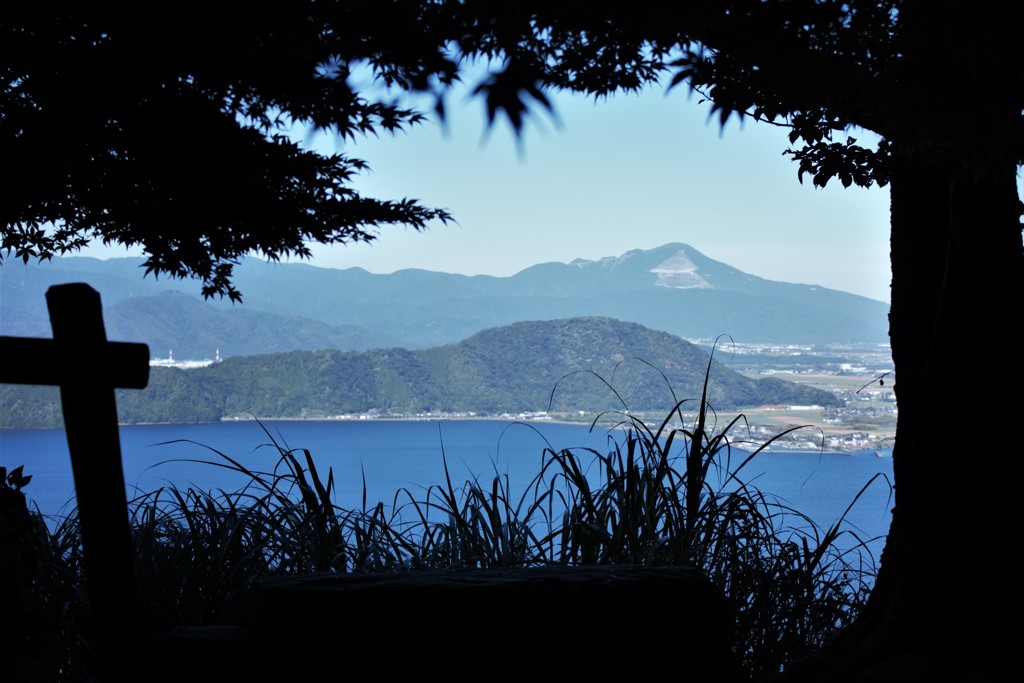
149, 347, 220, 369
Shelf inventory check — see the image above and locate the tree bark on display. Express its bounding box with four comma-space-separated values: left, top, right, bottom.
787, 3, 1024, 677
805, 153, 1023, 681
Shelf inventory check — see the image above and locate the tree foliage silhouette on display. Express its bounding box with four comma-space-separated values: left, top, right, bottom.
4, 2, 1022, 678
469, 4, 1022, 678
1, 1, 463, 300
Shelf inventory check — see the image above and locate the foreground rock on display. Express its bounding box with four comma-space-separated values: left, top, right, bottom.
153, 565, 746, 682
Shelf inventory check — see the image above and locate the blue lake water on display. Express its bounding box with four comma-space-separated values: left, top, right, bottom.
0, 419, 894, 557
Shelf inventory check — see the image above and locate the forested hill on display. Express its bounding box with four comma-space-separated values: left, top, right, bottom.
1, 318, 840, 428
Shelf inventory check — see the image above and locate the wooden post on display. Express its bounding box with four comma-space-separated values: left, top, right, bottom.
0, 283, 149, 681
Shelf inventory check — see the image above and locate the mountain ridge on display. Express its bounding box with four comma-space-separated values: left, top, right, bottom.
0, 243, 889, 355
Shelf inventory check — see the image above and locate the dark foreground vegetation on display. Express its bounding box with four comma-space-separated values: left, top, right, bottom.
3, 4, 1021, 677
1, 375, 885, 682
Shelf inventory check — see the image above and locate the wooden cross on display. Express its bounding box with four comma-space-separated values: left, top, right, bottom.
1, 283, 149, 680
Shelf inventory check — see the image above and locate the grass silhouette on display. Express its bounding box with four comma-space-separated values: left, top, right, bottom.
5, 359, 887, 680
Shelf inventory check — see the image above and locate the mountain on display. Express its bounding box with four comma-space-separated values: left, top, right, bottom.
1, 317, 842, 428
1, 281, 399, 356
103, 292, 399, 359
0, 243, 889, 354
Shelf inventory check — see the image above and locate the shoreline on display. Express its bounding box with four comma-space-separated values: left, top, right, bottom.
213, 412, 895, 453
4, 412, 895, 453
152, 412, 893, 453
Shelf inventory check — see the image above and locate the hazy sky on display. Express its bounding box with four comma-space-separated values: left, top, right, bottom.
324, 84, 898, 302
85, 82, 908, 302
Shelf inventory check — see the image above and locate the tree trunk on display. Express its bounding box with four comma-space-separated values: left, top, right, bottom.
800, 154, 1023, 682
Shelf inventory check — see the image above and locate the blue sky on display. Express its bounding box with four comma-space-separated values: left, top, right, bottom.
311, 82, 897, 302
84, 81, 906, 303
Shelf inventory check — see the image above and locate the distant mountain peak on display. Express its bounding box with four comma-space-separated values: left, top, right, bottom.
651, 247, 712, 290
569, 243, 713, 289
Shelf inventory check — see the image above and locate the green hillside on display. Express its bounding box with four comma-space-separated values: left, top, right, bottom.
0, 317, 842, 428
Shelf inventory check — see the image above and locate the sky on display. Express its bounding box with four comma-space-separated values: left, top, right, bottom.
315, 84, 896, 303
83, 81, 903, 302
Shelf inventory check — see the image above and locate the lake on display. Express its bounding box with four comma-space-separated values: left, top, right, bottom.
0, 418, 894, 556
